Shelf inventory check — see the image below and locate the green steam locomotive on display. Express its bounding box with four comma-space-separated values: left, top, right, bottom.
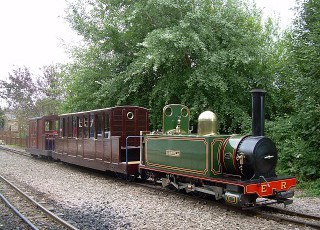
140, 90, 296, 207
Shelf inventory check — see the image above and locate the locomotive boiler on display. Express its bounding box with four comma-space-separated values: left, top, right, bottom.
140, 90, 296, 207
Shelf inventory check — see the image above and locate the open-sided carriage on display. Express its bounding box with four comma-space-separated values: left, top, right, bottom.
54, 106, 149, 175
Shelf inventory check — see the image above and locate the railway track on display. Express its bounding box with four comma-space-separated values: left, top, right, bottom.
0, 195, 33, 230
140, 181, 320, 229
254, 206, 320, 229
1, 145, 319, 229
0, 175, 79, 230
0, 145, 31, 157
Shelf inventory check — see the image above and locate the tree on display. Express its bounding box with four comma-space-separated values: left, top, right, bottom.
0, 107, 4, 130
0, 67, 37, 133
64, 0, 277, 131
0, 67, 37, 113
267, 0, 320, 183
0, 65, 64, 133
35, 65, 66, 115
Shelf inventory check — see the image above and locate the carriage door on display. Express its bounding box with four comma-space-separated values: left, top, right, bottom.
30, 120, 38, 149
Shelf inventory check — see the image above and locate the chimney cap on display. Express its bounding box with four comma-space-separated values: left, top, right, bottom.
250, 89, 266, 93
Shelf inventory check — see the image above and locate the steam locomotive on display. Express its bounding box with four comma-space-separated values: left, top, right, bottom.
26, 89, 296, 207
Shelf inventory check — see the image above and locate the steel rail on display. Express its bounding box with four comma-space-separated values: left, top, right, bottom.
0, 192, 39, 230
253, 208, 320, 229
0, 145, 31, 157
262, 206, 320, 220
0, 175, 79, 230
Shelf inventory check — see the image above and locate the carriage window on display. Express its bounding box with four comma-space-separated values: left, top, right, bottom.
127, 112, 134, 120
68, 117, 73, 137
73, 116, 77, 138
78, 117, 83, 138
96, 114, 102, 139
45, 121, 50, 131
84, 116, 89, 138
104, 113, 110, 138
89, 115, 95, 138
59, 119, 62, 137
63, 118, 67, 137
55, 120, 59, 131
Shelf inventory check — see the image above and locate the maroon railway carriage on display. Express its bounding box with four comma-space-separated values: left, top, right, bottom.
26, 115, 59, 157
53, 106, 149, 175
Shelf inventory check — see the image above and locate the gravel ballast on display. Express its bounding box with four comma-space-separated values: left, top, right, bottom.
0, 149, 318, 229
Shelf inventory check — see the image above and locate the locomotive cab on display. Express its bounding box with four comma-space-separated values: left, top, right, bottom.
163, 104, 190, 134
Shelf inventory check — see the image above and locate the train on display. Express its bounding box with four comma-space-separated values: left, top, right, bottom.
25, 89, 296, 208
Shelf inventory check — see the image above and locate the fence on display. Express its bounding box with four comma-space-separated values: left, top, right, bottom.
0, 131, 28, 147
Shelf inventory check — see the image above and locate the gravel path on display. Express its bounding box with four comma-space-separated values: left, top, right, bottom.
0, 149, 318, 230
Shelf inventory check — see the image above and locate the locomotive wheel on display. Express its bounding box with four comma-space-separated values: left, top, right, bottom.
145, 171, 158, 184
165, 184, 179, 192
126, 174, 137, 182
140, 170, 148, 181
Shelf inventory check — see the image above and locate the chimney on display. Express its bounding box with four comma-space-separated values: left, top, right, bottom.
250, 89, 266, 136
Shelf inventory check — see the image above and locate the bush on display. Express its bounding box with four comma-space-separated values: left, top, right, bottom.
297, 179, 320, 196
266, 116, 320, 181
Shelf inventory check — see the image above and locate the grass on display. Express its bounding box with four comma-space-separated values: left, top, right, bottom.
296, 179, 320, 197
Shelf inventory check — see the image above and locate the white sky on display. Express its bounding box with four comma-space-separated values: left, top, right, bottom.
0, 0, 78, 81
0, 0, 296, 82
255, 0, 296, 29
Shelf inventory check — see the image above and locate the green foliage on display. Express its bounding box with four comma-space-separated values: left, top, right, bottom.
267, 0, 320, 182
64, 0, 277, 131
267, 117, 320, 181
297, 179, 320, 196
36, 65, 66, 115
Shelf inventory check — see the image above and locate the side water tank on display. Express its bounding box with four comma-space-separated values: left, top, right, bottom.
198, 111, 218, 136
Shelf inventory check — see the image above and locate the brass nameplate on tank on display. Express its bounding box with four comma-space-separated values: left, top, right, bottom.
166, 150, 181, 157
224, 152, 232, 160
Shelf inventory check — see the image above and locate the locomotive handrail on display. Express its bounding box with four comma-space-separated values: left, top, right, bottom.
258, 176, 270, 188
42, 133, 56, 151
125, 135, 143, 174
